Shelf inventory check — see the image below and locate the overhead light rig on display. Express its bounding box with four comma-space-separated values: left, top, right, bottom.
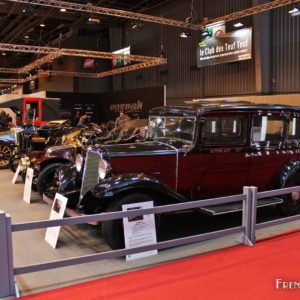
0, 43, 165, 63
0, 42, 166, 83
7, 0, 300, 30
2, 0, 297, 84
7, 0, 199, 30
0, 67, 19, 73
206, 0, 300, 25
38, 60, 163, 79
0, 53, 62, 75
19, 53, 62, 73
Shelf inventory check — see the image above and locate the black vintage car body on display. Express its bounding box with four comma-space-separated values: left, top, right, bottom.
6, 120, 75, 171
44, 101, 300, 249
20, 119, 146, 195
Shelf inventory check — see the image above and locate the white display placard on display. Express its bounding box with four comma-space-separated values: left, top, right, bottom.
122, 201, 157, 261
45, 193, 68, 249
23, 167, 34, 204
12, 162, 21, 184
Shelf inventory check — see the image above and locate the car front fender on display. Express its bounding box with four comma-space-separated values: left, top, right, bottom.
90, 173, 187, 205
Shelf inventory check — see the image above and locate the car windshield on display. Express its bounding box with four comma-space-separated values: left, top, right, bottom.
148, 116, 196, 143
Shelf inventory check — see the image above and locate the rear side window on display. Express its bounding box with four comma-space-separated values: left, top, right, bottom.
288, 117, 300, 141
252, 115, 284, 144
202, 115, 246, 145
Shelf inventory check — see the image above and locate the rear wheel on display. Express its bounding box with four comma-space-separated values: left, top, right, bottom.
102, 193, 159, 250
37, 163, 63, 196
0, 142, 12, 169
280, 166, 300, 216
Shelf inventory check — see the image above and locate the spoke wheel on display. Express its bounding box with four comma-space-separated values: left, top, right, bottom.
9, 154, 21, 173
0, 143, 12, 169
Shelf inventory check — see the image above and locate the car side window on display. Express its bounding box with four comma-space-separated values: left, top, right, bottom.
202, 115, 246, 145
288, 117, 300, 142
251, 115, 284, 144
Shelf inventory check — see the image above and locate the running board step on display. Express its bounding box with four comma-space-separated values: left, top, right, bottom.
200, 197, 283, 216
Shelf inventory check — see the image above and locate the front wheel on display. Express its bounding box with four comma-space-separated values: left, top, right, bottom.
37, 163, 63, 196
101, 193, 159, 250
9, 154, 21, 173
0, 142, 13, 169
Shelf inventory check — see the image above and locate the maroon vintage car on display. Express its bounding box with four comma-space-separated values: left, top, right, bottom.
44, 101, 300, 249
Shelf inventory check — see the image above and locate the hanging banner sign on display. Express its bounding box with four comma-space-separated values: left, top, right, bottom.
206, 21, 226, 37
197, 28, 252, 68
83, 57, 95, 70
112, 46, 131, 68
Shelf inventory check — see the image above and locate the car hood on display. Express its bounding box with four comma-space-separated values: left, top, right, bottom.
101, 138, 189, 158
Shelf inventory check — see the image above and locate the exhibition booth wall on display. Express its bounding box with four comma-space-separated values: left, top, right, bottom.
47, 85, 165, 123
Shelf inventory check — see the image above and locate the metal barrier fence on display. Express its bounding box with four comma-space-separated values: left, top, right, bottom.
1, 185, 300, 297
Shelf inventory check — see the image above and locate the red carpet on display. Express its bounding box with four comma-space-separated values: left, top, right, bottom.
18, 230, 300, 300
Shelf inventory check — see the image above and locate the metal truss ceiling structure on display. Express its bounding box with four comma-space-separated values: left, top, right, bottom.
7, 0, 199, 30
38, 60, 163, 78
0, 60, 163, 83
0, 42, 166, 82
0, 43, 165, 63
0, 67, 19, 73
0, 53, 63, 74
207, 0, 300, 25
1, 0, 298, 84
7, 0, 300, 29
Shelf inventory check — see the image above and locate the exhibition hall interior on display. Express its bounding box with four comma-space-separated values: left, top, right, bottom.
0, 0, 300, 299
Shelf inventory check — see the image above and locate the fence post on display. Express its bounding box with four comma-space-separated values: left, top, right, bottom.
0, 211, 15, 297
241, 186, 254, 246
249, 186, 258, 245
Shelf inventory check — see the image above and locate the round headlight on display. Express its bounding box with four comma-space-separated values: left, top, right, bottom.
20, 156, 30, 171
98, 159, 111, 180
75, 154, 83, 172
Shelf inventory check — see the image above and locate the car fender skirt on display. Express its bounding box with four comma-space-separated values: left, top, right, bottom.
90, 173, 187, 204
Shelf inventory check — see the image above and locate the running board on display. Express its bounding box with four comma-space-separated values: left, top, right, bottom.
200, 197, 283, 216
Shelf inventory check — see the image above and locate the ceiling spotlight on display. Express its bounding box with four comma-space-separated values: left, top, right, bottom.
288, 6, 300, 14
87, 17, 100, 24
180, 31, 191, 38
40, 23, 45, 27
201, 31, 210, 37
234, 22, 244, 28
131, 23, 138, 30
131, 21, 144, 30
60, 8, 66, 12
24, 35, 29, 39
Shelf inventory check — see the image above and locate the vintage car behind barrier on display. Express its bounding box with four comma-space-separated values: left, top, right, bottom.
21, 119, 146, 196
44, 101, 300, 249
4, 120, 74, 171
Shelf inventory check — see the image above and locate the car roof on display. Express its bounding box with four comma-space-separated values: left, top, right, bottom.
149, 100, 300, 117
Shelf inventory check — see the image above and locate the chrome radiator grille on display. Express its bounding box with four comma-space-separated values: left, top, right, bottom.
80, 150, 101, 200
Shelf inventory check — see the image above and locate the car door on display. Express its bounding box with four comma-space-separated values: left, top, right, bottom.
193, 112, 249, 199
247, 112, 288, 189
